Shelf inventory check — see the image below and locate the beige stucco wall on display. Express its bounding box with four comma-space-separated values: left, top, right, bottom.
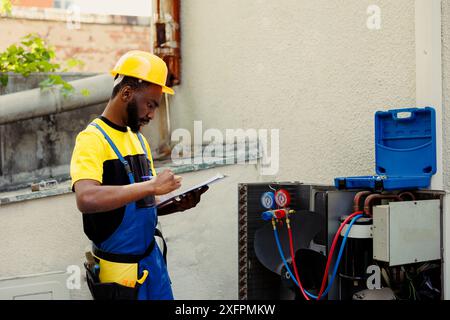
171, 0, 416, 183
0, 192, 92, 299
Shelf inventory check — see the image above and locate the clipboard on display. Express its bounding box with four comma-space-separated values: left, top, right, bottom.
156, 173, 227, 208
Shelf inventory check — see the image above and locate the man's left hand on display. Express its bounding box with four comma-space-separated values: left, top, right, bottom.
157, 186, 209, 215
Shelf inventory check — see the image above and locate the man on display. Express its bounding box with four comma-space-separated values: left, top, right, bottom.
70, 50, 208, 300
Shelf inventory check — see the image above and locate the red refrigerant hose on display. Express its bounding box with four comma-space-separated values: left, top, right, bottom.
287, 223, 310, 300
317, 211, 363, 300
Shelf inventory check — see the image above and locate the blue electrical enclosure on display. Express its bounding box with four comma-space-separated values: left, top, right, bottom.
334, 107, 436, 191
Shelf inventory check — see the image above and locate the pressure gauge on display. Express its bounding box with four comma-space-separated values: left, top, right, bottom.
261, 192, 275, 209
275, 189, 291, 207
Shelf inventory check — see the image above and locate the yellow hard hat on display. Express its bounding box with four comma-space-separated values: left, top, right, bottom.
111, 50, 174, 95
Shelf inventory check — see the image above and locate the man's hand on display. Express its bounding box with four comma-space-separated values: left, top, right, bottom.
157, 186, 209, 216
73, 170, 181, 214
150, 169, 182, 195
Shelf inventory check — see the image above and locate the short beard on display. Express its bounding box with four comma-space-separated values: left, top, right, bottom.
126, 98, 140, 133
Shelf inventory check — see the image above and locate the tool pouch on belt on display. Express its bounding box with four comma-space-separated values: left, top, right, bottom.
84, 261, 141, 300
84, 240, 155, 300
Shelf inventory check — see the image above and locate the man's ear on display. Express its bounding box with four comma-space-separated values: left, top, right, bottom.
120, 85, 133, 103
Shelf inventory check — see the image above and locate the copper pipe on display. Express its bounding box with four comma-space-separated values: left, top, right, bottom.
150, 0, 181, 158
398, 191, 416, 201
353, 191, 373, 212
156, 0, 161, 15
364, 194, 402, 216
152, 0, 181, 86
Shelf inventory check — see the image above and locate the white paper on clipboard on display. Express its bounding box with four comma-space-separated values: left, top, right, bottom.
156, 173, 227, 208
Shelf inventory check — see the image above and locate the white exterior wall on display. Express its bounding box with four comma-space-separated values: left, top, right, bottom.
0, 193, 91, 299
442, 0, 450, 299
443, 2, 450, 189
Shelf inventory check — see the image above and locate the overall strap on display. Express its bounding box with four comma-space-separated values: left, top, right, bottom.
92, 239, 155, 264
154, 228, 167, 265
90, 123, 135, 184
136, 133, 153, 176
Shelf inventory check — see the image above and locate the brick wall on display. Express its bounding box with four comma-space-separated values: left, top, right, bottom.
11, 0, 53, 8
0, 8, 152, 72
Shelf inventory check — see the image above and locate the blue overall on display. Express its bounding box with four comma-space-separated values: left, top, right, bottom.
90, 123, 173, 300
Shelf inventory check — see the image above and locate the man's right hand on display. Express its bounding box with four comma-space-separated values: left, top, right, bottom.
149, 169, 182, 195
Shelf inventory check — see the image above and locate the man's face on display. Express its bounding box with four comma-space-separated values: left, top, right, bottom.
126, 83, 163, 133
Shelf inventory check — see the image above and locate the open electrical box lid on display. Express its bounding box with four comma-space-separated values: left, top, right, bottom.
335, 107, 436, 191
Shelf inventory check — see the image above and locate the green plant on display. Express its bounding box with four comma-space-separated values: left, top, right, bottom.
0, 0, 12, 15
0, 33, 90, 97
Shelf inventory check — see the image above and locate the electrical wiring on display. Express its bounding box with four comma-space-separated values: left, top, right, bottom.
381, 267, 391, 288
405, 267, 418, 300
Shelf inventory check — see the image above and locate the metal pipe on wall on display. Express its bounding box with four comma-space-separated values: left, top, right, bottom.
415, 0, 448, 299
152, 0, 181, 87
151, 0, 181, 158
0, 74, 113, 125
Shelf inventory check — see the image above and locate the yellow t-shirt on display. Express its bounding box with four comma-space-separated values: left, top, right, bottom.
70, 116, 157, 243
71, 117, 156, 188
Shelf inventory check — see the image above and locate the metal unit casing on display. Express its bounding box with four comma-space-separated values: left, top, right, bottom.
373, 200, 441, 266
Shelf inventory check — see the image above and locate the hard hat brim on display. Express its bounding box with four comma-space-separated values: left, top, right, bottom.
162, 85, 175, 95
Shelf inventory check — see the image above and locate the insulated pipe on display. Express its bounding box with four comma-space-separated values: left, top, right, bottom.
0, 74, 113, 125
363, 194, 402, 216
353, 191, 373, 212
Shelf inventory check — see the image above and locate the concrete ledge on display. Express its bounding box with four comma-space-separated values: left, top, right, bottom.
0, 150, 261, 206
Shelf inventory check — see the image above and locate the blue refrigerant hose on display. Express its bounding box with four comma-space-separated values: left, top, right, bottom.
273, 214, 363, 299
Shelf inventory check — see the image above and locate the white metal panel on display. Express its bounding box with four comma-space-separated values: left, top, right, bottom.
373, 205, 390, 263
0, 271, 70, 300
389, 200, 441, 266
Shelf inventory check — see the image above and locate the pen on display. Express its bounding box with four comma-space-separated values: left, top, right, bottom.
141, 176, 154, 181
